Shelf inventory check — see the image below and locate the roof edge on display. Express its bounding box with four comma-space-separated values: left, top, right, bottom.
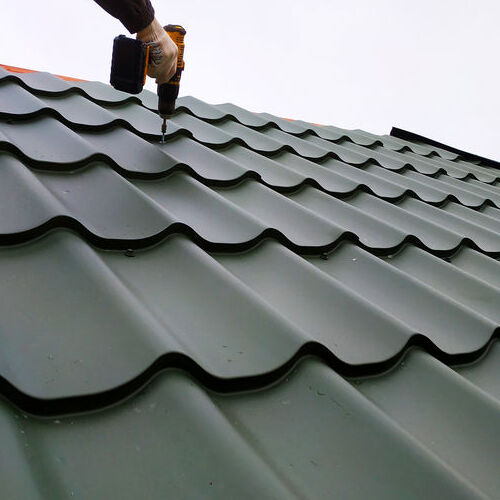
390, 127, 499, 169
0, 64, 85, 82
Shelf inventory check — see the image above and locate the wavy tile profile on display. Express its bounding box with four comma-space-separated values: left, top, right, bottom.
0, 70, 499, 406
0, 68, 465, 159
1, 65, 499, 499
2, 348, 499, 499
1, 152, 500, 256
2, 116, 500, 212
1, 80, 499, 189
1, 231, 499, 413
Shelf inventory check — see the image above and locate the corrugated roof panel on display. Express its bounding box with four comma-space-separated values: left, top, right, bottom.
0, 71, 457, 157
0, 66, 499, 498
1, 350, 498, 499
1, 232, 498, 406
2, 82, 497, 178
3, 153, 500, 255
0, 65, 158, 108
0, 74, 478, 160
403, 150, 499, 182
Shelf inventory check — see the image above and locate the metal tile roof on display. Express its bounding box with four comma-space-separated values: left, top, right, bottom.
2, 349, 499, 499
0, 66, 499, 498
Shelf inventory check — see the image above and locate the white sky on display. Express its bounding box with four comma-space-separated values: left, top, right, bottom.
1, 0, 499, 159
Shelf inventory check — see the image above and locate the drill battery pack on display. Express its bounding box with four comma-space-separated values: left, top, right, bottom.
110, 35, 149, 94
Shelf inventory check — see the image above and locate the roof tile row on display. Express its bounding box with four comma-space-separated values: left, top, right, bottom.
2, 347, 499, 499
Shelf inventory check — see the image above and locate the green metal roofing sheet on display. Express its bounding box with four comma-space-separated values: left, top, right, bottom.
0, 66, 499, 498
3, 349, 499, 499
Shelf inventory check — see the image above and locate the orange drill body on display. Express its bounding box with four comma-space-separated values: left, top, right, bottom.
159, 25, 186, 143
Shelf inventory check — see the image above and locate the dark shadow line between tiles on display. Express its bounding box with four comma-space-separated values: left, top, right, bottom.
2, 107, 499, 188
146, 105, 455, 163
6, 71, 495, 170
0, 141, 259, 184
1, 333, 498, 417
0, 78, 481, 171
2, 137, 497, 212
0, 83, 457, 165
167, 129, 500, 189
115, 124, 500, 185
156, 107, 470, 166
0, 73, 142, 105
0, 75, 396, 153
1, 218, 500, 264
1, 128, 499, 213
0, 108, 152, 139
1, 72, 451, 167
172, 107, 384, 150
172, 133, 500, 186
277, 175, 494, 211
169, 110, 475, 166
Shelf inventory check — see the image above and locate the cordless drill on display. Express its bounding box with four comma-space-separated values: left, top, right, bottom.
110, 25, 186, 143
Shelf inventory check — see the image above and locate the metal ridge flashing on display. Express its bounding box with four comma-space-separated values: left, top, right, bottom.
390, 126, 500, 170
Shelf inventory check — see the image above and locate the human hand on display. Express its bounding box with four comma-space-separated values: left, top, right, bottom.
136, 18, 178, 84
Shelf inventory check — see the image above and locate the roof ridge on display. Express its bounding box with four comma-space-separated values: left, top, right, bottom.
391, 127, 500, 170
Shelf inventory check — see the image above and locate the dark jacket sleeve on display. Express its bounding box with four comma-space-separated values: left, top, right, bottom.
93, 0, 155, 34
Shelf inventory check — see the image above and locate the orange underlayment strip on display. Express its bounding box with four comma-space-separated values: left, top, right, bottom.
1, 64, 85, 82
281, 116, 324, 127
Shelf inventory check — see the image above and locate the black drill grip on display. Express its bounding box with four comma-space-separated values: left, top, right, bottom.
158, 80, 180, 117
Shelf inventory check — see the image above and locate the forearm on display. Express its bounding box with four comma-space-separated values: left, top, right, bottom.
93, 0, 155, 34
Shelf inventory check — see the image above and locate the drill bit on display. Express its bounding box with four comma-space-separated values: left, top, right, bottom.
160, 117, 167, 144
